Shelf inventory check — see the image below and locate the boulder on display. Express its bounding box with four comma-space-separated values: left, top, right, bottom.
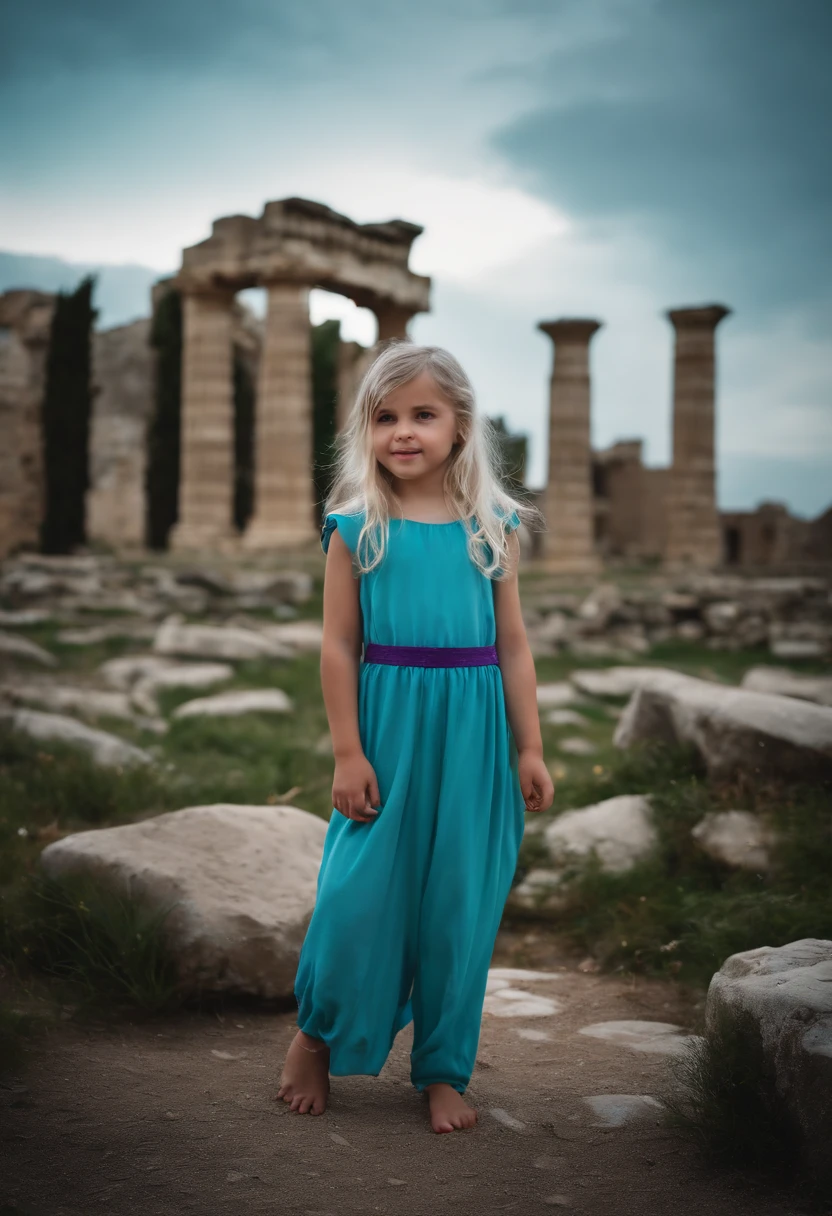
706, 939, 832, 1184
703, 601, 741, 634
691, 810, 777, 871
509, 868, 564, 910
172, 688, 293, 719
0, 708, 152, 767
39, 803, 329, 999
613, 671, 832, 781
544, 794, 657, 874
577, 584, 622, 631
741, 666, 832, 708
153, 614, 293, 662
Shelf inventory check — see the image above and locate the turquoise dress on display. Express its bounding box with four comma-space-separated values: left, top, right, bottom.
294, 508, 527, 1095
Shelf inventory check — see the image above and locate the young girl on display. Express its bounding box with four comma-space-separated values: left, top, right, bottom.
276, 342, 555, 1134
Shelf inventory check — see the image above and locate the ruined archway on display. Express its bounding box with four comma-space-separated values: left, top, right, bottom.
168, 197, 431, 552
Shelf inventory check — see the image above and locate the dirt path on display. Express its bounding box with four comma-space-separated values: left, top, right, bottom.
1, 931, 803, 1216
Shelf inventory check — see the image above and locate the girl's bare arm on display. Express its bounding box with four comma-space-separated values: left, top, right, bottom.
493, 531, 543, 757
320, 529, 363, 759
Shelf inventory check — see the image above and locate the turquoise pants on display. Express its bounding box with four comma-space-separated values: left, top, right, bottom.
294, 670, 525, 1094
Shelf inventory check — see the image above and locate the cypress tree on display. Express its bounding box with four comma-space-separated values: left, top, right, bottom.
40, 275, 97, 553
233, 350, 255, 532
145, 288, 182, 549
311, 319, 341, 518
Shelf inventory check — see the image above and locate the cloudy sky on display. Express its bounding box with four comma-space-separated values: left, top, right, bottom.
2, 0, 830, 514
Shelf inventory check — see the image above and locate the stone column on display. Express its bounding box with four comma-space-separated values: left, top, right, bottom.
375, 302, 414, 343
241, 282, 318, 549
664, 304, 731, 568
169, 290, 237, 551
335, 301, 416, 429
537, 319, 602, 573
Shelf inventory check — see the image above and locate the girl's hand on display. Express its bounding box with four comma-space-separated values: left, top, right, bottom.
518, 749, 555, 814
332, 752, 382, 823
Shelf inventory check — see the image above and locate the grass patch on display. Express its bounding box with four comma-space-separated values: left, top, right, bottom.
662, 1001, 830, 1205
0, 1001, 46, 1076
2, 869, 183, 1016
516, 743, 832, 990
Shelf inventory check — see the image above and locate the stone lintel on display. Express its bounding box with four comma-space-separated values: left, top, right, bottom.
173, 196, 431, 316
666, 304, 731, 329
538, 318, 602, 344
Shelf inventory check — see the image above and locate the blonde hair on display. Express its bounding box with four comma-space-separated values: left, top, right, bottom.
321, 341, 543, 578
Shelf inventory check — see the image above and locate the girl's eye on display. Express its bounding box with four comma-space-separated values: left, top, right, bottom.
376, 411, 433, 423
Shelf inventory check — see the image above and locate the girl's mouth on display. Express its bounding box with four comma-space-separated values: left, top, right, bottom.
392, 451, 421, 460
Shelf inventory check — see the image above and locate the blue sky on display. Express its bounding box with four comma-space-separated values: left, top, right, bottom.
2, 0, 830, 515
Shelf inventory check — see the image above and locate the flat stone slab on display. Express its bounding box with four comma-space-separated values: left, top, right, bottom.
483, 989, 563, 1018
0, 708, 152, 768
131, 663, 234, 715
172, 689, 293, 719
557, 736, 596, 756
544, 709, 587, 727
257, 621, 324, 652
582, 1094, 663, 1127
0, 631, 57, 667
154, 615, 293, 662
514, 1027, 553, 1042
536, 682, 581, 708
483, 968, 565, 1018
487, 968, 564, 985
576, 1019, 701, 1055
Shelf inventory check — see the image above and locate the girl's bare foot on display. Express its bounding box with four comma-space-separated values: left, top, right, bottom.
275, 1030, 330, 1115
424, 1082, 478, 1133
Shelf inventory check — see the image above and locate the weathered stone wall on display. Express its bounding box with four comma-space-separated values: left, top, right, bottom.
721, 502, 813, 569
594, 443, 670, 561
0, 291, 55, 559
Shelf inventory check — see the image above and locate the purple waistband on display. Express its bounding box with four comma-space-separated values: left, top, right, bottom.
363, 642, 499, 668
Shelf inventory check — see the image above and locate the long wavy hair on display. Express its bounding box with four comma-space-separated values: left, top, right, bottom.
321, 341, 543, 578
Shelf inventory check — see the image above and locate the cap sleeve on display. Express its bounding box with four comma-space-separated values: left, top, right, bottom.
504, 508, 521, 533
320, 511, 364, 555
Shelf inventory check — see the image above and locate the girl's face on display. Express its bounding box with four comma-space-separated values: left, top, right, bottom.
371, 370, 460, 483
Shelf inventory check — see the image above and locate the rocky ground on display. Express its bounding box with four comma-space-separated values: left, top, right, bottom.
0, 928, 809, 1216
1, 550, 830, 1215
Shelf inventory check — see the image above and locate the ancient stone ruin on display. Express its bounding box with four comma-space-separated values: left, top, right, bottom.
538, 304, 830, 572
0, 196, 829, 572
169, 198, 430, 552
